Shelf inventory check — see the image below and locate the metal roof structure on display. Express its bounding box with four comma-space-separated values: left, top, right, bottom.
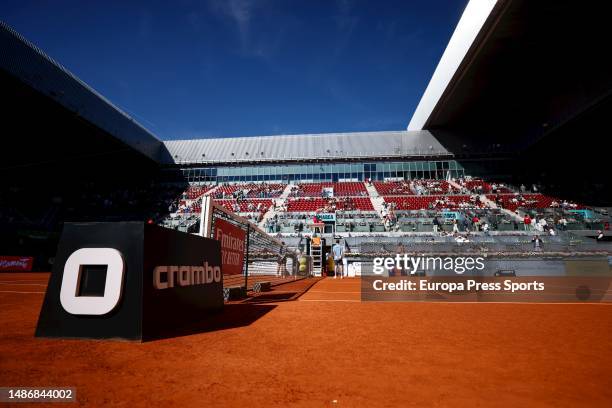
162, 130, 452, 165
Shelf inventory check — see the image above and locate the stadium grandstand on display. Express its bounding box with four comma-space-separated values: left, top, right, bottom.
2, 0, 612, 281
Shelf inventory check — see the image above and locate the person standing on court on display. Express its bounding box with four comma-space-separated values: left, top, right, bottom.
276, 242, 287, 277
332, 239, 345, 279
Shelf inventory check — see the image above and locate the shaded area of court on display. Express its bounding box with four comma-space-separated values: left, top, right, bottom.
1, 273, 611, 407
223, 273, 309, 293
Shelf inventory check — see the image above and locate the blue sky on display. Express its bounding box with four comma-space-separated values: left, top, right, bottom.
1, 0, 467, 140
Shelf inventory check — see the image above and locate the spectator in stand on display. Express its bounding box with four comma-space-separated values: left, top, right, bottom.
482, 222, 490, 235
524, 214, 532, 231
432, 216, 440, 233
471, 215, 480, 232
557, 217, 568, 231
495, 194, 503, 208
452, 218, 459, 233
533, 216, 542, 232
532, 235, 543, 251
463, 217, 470, 232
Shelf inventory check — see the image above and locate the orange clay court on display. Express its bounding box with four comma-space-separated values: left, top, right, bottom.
1, 273, 611, 407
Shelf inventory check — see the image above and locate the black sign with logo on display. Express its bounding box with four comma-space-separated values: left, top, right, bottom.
35, 222, 223, 341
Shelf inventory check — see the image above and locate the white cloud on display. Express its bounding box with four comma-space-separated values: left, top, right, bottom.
209, 0, 255, 46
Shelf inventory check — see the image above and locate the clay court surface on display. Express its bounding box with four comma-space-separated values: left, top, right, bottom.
1, 273, 612, 407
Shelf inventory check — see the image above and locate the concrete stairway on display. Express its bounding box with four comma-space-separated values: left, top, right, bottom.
480, 194, 523, 222
365, 183, 387, 219
259, 184, 293, 229
259, 202, 280, 229
279, 183, 293, 199
203, 185, 221, 197
446, 179, 464, 192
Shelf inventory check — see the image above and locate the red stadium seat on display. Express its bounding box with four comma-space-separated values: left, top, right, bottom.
383, 195, 483, 210
286, 197, 373, 212
485, 193, 584, 212
289, 182, 367, 197
213, 183, 284, 198
183, 185, 213, 199
374, 180, 459, 196
213, 199, 273, 214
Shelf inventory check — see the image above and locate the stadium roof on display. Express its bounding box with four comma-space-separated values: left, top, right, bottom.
408, 0, 612, 148
162, 131, 452, 165
408, 0, 497, 131
5, 1, 611, 170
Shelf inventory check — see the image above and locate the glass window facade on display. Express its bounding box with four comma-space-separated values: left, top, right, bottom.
170, 160, 466, 184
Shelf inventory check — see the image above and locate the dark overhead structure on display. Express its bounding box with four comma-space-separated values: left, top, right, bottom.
409, 0, 612, 203
410, 0, 612, 146
0, 21, 170, 179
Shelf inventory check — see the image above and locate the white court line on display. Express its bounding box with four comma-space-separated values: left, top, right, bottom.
0, 290, 45, 294
299, 299, 612, 305
250, 291, 298, 295
300, 299, 361, 302
308, 291, 362, 294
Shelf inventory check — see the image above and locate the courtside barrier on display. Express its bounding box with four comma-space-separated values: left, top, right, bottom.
199, 196, 303, 292
35, 222, 223, 341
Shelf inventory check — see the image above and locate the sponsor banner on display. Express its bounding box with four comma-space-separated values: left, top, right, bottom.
568, 209, 594, 219
318, 213, 336, 222
442, 211, 460, 220
214, 218, 246, 275
0, 256, 33, 271
36, 222, 223, 341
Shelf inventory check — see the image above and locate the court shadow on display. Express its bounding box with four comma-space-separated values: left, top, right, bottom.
143, 303, 276, 342
242, 292, 299, 303
241, 278, 323, 304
